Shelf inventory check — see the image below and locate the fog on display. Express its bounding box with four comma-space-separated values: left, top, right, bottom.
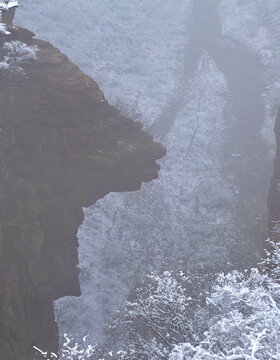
15, 0, 280, 352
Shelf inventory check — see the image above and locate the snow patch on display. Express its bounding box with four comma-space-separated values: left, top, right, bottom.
0, 0, 18, 11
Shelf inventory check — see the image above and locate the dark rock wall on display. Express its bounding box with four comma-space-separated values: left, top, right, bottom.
0, 9, 165, 360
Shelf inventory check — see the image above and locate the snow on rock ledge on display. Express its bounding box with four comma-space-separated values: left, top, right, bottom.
0, 3, 38, 73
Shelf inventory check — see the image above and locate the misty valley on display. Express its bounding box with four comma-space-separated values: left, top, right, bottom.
0, 1, 280, 359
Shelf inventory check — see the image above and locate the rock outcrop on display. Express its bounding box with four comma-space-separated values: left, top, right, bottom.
0, 8, 164, 360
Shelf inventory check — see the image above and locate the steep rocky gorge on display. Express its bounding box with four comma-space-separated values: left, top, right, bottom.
1, 3, 280, 359
0, 8, 164, 360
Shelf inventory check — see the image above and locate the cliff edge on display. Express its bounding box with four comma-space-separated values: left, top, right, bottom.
0, 7, 165, 360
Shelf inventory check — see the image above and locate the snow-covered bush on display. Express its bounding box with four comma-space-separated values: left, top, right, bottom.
0, 40, 38, 73
170, 269, 280, 359
113, 271, 201, 360
262, 237, 280, 280
115, 241, 280, 360
33, 334, 96, 360
4, 40, 38, 61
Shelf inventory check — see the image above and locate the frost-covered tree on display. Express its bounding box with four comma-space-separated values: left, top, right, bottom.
110, 271, 214, 360
170, 267, 280, 359
115, 241, 280, 360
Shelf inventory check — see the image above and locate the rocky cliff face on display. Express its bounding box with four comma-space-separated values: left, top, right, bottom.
0, 8, 164, 360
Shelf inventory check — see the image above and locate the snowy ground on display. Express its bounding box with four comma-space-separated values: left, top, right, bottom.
15, 0, 280, 350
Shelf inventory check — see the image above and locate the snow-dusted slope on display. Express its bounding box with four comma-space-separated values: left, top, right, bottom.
16, 0, 190, 128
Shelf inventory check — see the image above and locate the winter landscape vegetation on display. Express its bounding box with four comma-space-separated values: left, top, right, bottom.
0, 0, 280, 359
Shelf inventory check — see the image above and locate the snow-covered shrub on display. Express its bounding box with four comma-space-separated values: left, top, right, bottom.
0, 40, 38, 73
262, 237, 280, 280
33, 334, 96, 360
115, 241, 280, 360
117, 271, 199, 359
4, 40, 38, 61
110, 271, 214, 360
170, 269, 280, 359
